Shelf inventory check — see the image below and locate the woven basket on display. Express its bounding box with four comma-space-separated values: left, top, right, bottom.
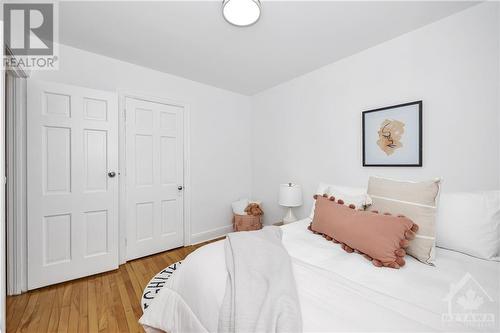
233, 214, 263, 232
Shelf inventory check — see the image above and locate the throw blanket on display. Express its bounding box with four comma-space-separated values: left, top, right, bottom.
218, 226, 302, 333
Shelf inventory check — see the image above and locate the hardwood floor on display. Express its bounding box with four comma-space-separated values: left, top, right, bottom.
7, 240, 218, 333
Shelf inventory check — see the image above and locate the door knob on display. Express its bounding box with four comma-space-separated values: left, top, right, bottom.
177, 185, 183, 190
108, 171, 116, 178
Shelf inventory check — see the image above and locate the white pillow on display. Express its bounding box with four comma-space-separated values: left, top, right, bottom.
308, 183, 331, 219
231, 198, 249, 215
436, 191, 500, 261
308, 183, 372, 219
329, 184, 372, 209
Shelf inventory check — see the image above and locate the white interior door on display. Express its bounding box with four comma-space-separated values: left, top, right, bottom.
125, 97, 184, 260
27, 80, 119, 289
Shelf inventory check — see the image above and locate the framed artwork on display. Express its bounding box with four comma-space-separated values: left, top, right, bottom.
362, 101, 422, 167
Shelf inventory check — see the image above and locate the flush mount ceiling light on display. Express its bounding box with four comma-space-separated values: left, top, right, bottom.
222, 0, 261, 27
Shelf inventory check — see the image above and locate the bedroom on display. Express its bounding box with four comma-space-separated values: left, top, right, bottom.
1, 0, 499, 332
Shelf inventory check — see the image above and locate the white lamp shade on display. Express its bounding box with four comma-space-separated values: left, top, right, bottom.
279, 183, 303, 207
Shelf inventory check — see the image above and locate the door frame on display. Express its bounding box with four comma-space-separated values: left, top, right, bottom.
5, 45, 30, 295
1, 26, 6, 332
118, 91, 191, 264
5, 72, 28, 295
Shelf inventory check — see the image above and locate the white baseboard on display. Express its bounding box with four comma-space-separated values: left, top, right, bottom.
190, 225, 232, 245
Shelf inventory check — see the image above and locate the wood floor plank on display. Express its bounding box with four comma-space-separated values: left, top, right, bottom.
15, 291, 39, 332
124, 264, 143, 301
87, 276, 99, 333
108, 271, 129, 332
152, 255, 170, 276
7, 239, 221, 332
96, 274, 110, 333
68, 280, 81, 333
25, 287, 50, 332
119, 267, 143, 323
130, 261, 150, 292
145, 256, 162, 274
143, 258, 161, 281
6, 296, 16, 324
116, 271, 141, 333
46, 286, 62, 333
7, 293, 30, 333
77, 279, 89, 333
35, 287, 57, 333
57, 282, 73, 333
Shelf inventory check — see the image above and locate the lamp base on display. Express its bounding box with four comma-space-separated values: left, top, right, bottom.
282, 207, 297, 224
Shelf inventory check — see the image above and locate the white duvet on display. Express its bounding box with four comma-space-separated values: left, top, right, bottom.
219, 227, 301, 333
140, 219, 500, 333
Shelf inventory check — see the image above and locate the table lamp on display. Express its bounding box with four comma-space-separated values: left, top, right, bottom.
279, 183, 303, 224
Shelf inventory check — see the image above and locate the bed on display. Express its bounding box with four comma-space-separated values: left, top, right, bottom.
140, 218, 500, 332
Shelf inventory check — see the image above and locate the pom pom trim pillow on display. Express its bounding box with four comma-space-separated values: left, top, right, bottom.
309, 195, 418, 269
367, 176, 441, 265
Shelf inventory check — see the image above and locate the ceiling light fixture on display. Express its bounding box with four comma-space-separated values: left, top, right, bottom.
222, 0, 261, 27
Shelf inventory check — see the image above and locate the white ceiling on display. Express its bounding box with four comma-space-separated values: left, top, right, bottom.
59, 1, 478, 95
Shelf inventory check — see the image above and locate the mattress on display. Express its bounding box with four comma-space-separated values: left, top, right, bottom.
140, 218, 500, 332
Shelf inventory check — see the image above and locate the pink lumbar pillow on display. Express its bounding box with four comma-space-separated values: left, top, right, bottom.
309, 194, 418, 269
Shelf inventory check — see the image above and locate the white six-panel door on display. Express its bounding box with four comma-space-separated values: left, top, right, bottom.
27, 81, 119, 289
125, 97, 184, 260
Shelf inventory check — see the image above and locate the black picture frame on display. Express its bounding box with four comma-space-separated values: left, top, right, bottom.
362, 101, 422, 167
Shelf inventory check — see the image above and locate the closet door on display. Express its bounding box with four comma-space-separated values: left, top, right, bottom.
27, 80, 119, 289
125, 97, 184, 260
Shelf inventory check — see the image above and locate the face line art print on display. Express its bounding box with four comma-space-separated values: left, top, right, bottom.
377, 119, 405, 156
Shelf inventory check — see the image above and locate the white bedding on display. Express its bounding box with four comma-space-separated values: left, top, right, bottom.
219, 226, 301, 333
140, 219, 500, 333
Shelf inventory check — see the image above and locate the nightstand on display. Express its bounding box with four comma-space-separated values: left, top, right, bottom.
273, 221, 284, 226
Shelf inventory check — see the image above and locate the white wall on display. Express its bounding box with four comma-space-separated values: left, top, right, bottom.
31, 44, 253, 245
251, 3, 500, 225
27, 3, 500, 239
